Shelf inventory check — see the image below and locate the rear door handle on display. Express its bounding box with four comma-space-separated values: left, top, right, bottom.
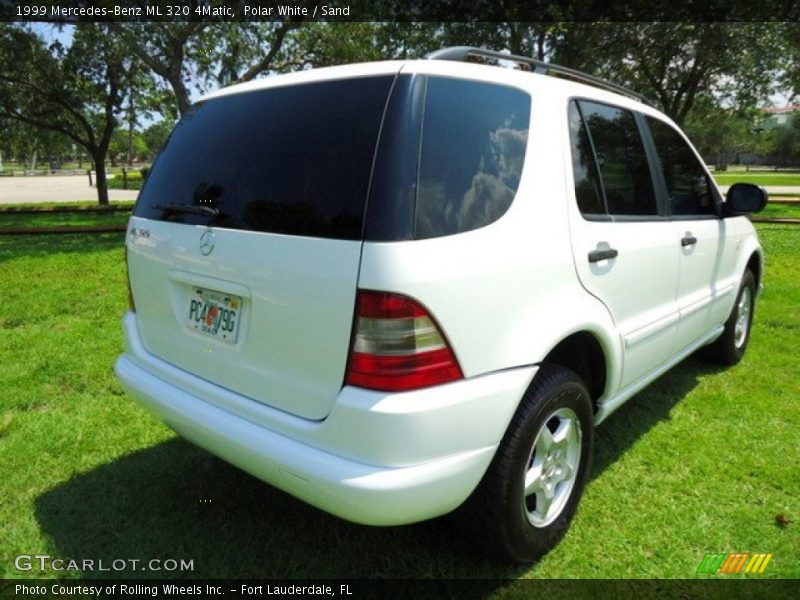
588, 248, 619, 263
681, 235, 698, 247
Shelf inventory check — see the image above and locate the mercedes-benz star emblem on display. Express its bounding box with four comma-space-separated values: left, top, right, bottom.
199, 230, 215, 256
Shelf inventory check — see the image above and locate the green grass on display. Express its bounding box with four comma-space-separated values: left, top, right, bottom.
0, 201, 134, 211
0, 202, 133, 230
758, 203, 800, 220
713, 171, 800, 187
0, 211, 130, 229
0, 223, 797, 584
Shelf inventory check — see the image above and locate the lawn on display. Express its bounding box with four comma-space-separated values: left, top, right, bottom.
0, 217, 798, 584
0, 203, 133, 230
0, 211, 130, 229
759, 203, 800, 220
713, 170, 800, 187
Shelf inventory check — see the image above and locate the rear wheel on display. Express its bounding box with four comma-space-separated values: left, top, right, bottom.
702, 269, 756, 366
457, 364, 594, 563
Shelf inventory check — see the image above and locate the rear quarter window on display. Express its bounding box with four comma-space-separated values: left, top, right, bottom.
414, 77, 531, 239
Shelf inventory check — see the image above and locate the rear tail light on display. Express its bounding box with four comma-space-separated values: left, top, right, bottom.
124, 246, 136, 312
345, 290, 463, 391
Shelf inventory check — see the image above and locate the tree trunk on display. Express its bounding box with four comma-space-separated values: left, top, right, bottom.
128, 87, 135, 166
715, 151, 728, 172
93, 153, 109, 205
172, 74, 191, 117
29, 149, 37, 172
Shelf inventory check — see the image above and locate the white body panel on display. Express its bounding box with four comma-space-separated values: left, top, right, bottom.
127, 219, 362, 420
566, 217, 680, 388
116, 313, 535, 525
118, 58, 764, 525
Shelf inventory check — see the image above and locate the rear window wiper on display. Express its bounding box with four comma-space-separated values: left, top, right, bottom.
151, 203, 220, 217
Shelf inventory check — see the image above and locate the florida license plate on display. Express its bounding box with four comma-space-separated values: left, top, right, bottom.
187, 288, 241, 344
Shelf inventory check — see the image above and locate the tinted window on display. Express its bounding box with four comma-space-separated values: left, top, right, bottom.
414, 77, 530, 238
135, 76, 395, 240
568, 102, 606, 215
579, 101, 658, 217
647, 117, 716, 216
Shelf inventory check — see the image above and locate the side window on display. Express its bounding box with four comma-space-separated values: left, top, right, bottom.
568, 102, 606, 215
578, 101, 658, 217
414, 77, 530, 239
647, 117, 716, 216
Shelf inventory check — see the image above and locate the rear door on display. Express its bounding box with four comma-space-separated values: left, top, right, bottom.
127, 74, 397, 420
644, 116, 740, 350
566, 100, 679, 389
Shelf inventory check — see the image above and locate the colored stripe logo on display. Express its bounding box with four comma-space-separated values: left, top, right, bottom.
697, 552, 773, 574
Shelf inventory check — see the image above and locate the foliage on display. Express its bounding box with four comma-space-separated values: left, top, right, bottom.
759, 113, 800, 167
683, 97, 760, 169
0, 24, 140, 204
591, 23, 785, 125
108, 20, 303, 116
429, 23, 788, 127
109, 128, 147, 167
141, 120, 174, 160
0, 118, 74, 168
783, 22, 800, 99
107, 173, 144, 190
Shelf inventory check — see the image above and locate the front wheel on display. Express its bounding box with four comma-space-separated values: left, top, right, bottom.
702, 269, 756, 366
456, 364, 594, 563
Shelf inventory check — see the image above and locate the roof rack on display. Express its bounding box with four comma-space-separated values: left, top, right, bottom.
425, 46, 651, 106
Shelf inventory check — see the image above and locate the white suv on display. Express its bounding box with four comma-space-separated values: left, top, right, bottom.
116, 47, 767, 562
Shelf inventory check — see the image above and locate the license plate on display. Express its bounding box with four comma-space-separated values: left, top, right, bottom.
187, 288, 241, 344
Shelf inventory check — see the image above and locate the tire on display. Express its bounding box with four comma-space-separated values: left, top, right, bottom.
456, 364, 594, 563
702, 269, 756, 366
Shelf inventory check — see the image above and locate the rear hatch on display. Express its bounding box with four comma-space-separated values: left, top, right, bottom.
127, 73, 397, 420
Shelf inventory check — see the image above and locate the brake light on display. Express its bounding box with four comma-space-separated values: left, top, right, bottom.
124, 246, 136, 312
345, 290, 463, 391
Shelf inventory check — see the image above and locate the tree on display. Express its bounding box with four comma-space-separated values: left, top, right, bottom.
572, 23, 785, 126
141, 119, 175, 160
106, 21, 207, 118
0, 117, 73, 171
0, 24, 138, 204
109, 127, 147, 166
433, 22, 785, 128
683, 97, 760, 170
108, 21, 303, 117
782, 22, 800, 100
761, 113, 800, 167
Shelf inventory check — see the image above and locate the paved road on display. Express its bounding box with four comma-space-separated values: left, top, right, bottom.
0, 174, 138, 204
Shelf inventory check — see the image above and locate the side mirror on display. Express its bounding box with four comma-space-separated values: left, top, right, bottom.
725, 183, 768, 216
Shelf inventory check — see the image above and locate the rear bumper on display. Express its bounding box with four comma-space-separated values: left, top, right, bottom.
115, 312, 535, 525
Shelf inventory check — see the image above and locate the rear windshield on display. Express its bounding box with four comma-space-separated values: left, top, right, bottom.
134, 76, 395, 240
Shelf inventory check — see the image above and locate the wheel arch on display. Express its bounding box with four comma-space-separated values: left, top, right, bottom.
538, 329, 614, 413
746, 249, 763, 290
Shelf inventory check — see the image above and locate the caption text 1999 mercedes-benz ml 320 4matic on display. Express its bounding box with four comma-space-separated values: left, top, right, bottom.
116, 47, 768, 562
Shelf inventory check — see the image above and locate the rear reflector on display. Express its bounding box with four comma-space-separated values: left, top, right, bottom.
346, 290, 462, 391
